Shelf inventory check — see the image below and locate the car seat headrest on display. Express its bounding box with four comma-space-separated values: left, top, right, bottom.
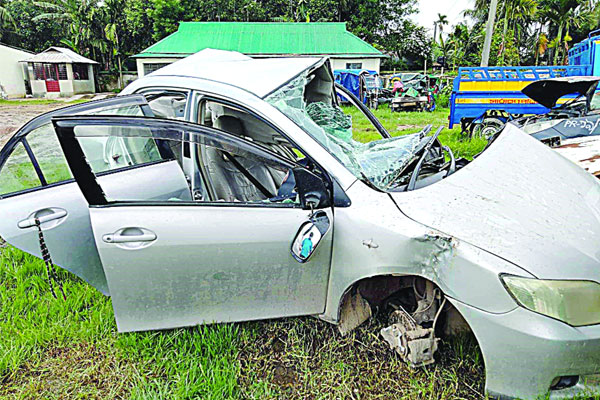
214, 115, 245, 136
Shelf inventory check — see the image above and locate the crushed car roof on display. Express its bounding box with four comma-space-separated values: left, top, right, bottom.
521, 76, 600, 109
146, 48, 324, 98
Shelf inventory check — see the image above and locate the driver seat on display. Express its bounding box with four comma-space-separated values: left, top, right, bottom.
205, 115, 278, 201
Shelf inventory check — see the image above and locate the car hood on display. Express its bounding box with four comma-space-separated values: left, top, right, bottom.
389, 124, 600, 281
521, 76, 600, 109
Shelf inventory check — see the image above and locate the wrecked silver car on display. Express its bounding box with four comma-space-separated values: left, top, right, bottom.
1, 49, 600, 400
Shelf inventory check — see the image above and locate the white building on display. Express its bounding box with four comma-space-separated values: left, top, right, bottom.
133, 22, 386, 78
0, 43, 33, 98
21, 47, 98, 98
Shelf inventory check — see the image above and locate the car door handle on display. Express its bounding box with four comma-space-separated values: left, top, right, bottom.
18, 209, 68, 229
102, 232, 157, 244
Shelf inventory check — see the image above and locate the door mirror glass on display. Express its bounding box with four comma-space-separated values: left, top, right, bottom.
293, 167, 330, 210
291, 210, 331, 263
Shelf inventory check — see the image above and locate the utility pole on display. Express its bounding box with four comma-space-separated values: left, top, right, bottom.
481, 0, 498, 67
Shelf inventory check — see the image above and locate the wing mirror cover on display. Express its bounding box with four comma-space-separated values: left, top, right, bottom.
293, 167, 331, 210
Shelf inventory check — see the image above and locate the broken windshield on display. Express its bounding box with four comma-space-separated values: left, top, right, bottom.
266, 73, 423, 191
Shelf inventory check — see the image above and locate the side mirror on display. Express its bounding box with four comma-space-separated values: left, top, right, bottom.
293, 167, 331, 210
291, 210, 331, 263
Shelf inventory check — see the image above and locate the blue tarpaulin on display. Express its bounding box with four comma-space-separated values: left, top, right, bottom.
334, 69, 377, 104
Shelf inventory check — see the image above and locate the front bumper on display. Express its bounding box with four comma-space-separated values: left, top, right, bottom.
449, 298, 600, 399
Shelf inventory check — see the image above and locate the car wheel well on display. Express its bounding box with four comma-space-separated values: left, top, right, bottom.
337, 275, 475, 338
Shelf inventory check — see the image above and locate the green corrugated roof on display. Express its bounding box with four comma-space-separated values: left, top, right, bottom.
134, 22, 383, 58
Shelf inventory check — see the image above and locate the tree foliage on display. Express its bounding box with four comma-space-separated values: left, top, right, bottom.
2, 0, 600, 74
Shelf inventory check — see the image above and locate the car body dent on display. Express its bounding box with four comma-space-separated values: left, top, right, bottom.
320, 180, 525, 324
390, 124, 600, 282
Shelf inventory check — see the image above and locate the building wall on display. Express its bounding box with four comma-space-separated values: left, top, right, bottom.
135, 56, 382, 78
330, 58, 381, 73
0, 45, 32, 98
30, 63, 95, 98
71, 64, 96, 94
136, 58, 182, 78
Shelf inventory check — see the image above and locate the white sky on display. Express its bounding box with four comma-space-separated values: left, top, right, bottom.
411, 0, 475, 34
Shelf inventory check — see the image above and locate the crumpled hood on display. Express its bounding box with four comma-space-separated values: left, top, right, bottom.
390, 124, 600, 281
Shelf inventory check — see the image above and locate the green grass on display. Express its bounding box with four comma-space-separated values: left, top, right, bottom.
343, 104, 488, 160
0, 107, 491, 399
0, 244, 486, 399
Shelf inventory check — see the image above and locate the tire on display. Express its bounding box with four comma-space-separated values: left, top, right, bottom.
471, 117, 505, 140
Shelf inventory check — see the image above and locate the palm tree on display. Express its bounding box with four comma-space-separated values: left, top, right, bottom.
434, 13, 448, 45
498, 0, 537, 65
539, 0, 593, 64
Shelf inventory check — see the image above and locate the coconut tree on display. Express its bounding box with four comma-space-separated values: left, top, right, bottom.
433, 13, 448, 45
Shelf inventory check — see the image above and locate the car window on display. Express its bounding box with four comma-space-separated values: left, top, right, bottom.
27, 123, 73, 184
0, 101, 151, 196
200, 99, 304, 163
67, 121, 298, 206
144, 91, 188, 120
590, 91, 600, 112
75, 125, 164, 173
0, 142, 41, 196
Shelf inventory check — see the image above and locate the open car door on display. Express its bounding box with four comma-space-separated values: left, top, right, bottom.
0, 95, 155, 294
52, 116, 334, 332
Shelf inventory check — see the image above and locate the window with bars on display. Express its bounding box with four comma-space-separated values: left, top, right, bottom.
73, 63, 89, 80
58, 64, 68, 80
143, 63, 171, 75
32, 63, 68, 80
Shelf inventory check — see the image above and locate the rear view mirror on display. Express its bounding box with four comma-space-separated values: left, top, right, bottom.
293, 167, 331, 210
291, 210, 331, 263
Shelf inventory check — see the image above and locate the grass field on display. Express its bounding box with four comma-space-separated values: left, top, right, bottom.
0, 107, 491, 399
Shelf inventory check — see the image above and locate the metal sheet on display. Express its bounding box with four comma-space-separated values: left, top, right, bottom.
389, 124, 600, 282
555, 136, 600, 178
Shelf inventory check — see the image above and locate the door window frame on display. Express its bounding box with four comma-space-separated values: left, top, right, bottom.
53, 115, 325, 209
0, 95, 154, 200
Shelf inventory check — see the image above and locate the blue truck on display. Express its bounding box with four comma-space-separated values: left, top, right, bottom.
449, 30, 600, 137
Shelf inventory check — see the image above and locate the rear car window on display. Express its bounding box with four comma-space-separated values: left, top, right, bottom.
27, 123, 73, 184
0, 142, 41, 195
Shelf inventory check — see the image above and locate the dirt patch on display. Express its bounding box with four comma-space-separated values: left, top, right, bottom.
0, 342, 134, 399
0, 103, 65, 147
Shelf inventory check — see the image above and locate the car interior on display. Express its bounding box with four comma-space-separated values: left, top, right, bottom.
76, 92, 309, 205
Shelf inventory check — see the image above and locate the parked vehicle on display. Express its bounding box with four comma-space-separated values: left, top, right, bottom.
449, 30, 600, 137
389, 73, 437, 112
1, 49, 600, 400
334, 69, 381, 109
510, 76, 600, 178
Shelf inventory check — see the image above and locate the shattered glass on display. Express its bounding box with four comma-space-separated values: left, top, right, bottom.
266, 73, 423, 191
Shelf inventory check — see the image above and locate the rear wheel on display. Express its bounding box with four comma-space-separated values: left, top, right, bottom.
471, 117, 505, 140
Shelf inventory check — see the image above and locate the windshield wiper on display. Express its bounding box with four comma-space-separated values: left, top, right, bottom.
406, 126, 444, 191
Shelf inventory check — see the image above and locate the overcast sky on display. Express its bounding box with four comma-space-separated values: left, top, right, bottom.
411, 0, 475, 34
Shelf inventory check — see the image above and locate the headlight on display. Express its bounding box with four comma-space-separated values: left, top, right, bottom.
501, 275, 600, 326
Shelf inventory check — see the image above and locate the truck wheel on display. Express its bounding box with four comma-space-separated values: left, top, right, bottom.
471, 118, 505, 140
